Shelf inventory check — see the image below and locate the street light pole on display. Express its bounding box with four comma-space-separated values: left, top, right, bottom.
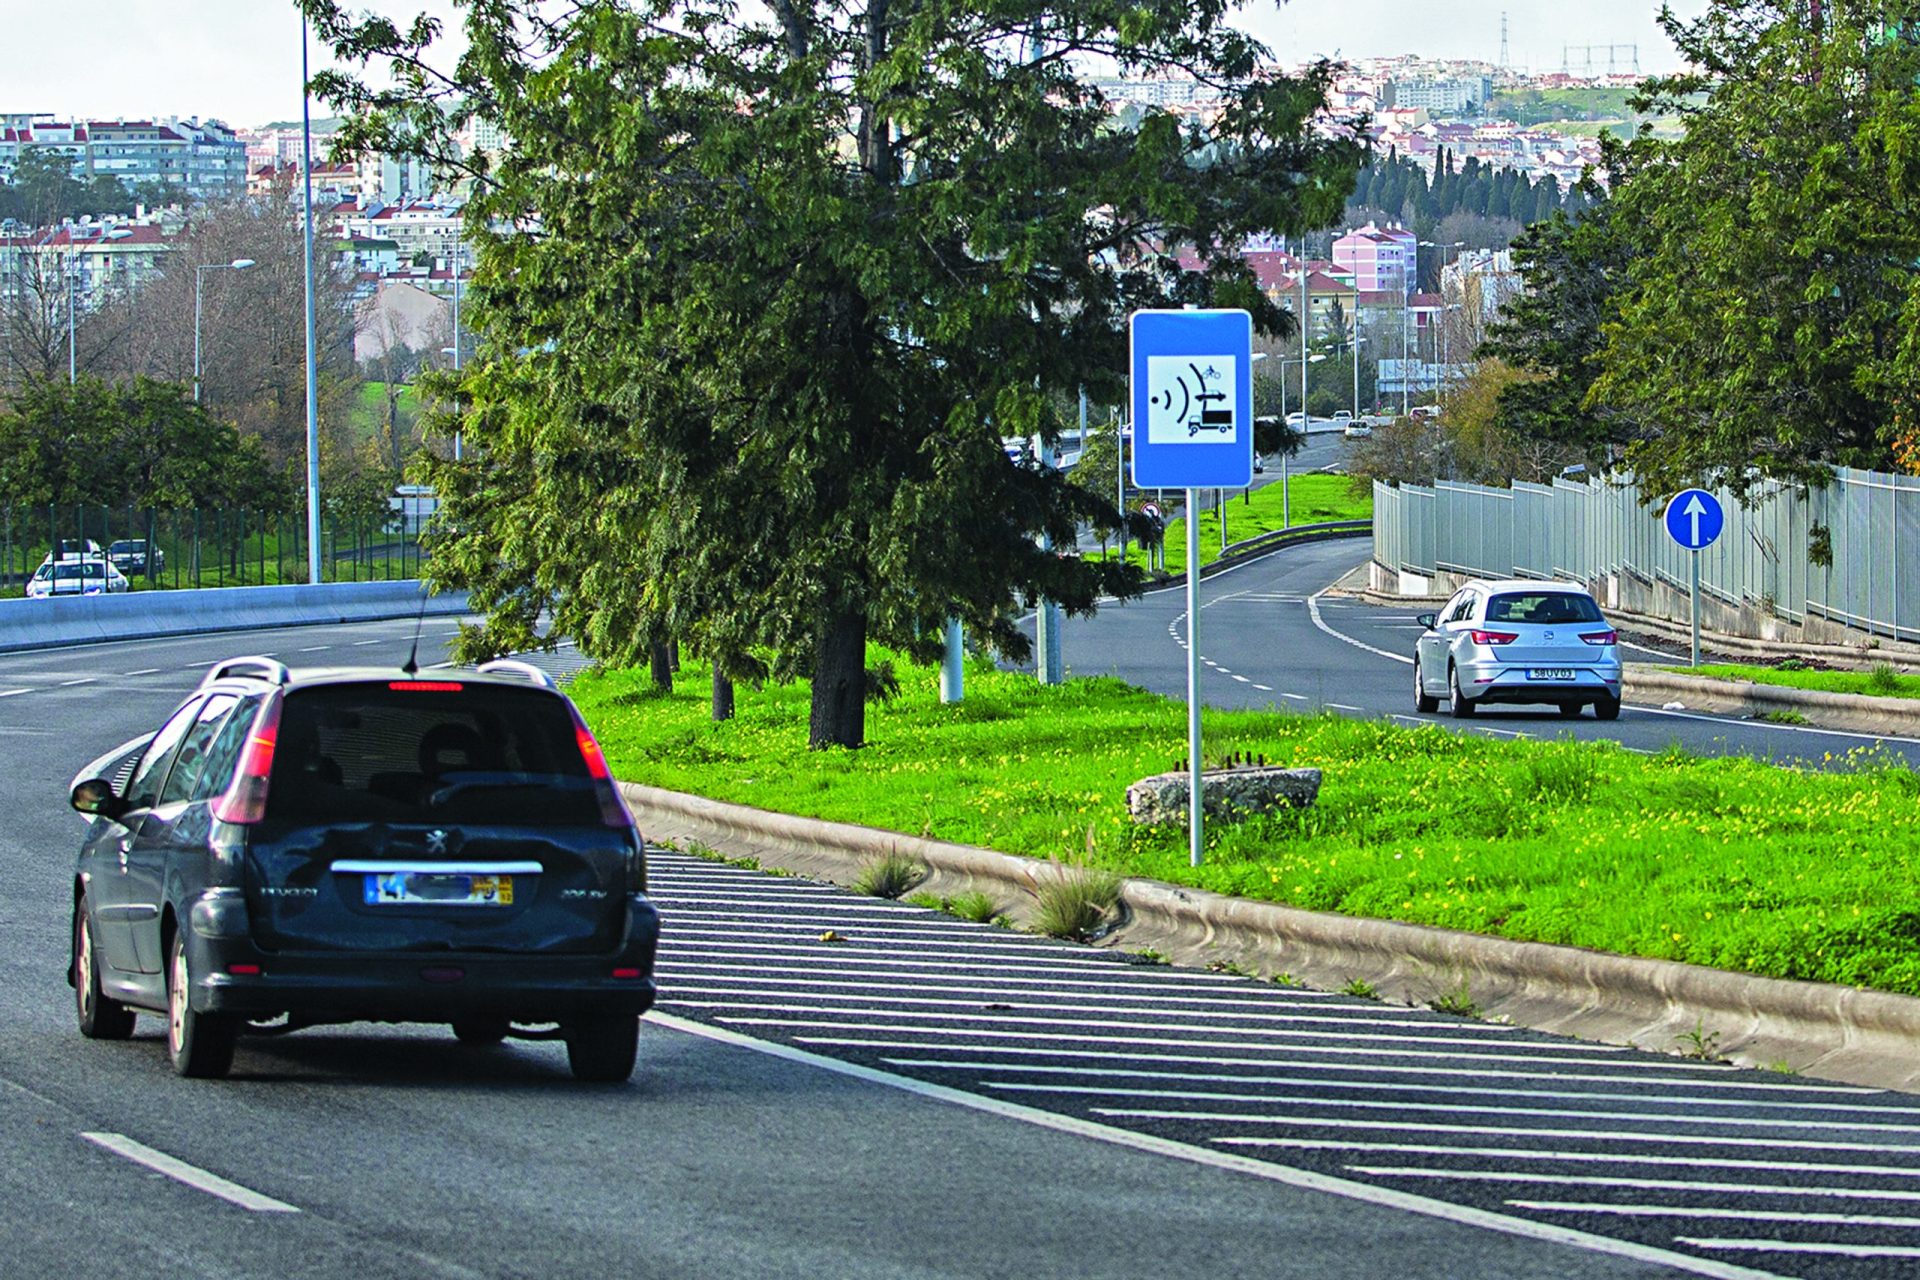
193, 258, 256, 403
301, 16, 323, 586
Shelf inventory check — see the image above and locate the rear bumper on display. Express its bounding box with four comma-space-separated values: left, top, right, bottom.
183, 891, 660, 1023
1459, 659, 1621, 706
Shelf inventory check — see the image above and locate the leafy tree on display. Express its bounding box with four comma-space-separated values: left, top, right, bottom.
1592, 1, 1920, 496
301, 0, 1363, 748
1478, 146, 1643, 471
0, 148, 132, 224
0, 375, 285, 509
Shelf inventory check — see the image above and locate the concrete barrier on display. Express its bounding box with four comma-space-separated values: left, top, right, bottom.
0, 580, 468, 654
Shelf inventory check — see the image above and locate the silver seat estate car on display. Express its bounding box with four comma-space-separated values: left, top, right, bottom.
1413, 579, 1623, 720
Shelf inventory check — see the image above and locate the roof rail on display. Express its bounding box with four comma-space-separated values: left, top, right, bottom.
200, 656, 292, 688
476, 658, 558, 690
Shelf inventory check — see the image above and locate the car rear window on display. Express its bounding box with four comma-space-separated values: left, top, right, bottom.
1486, 592, 1603, 624
54, 563, 105, 580
266, 683, 600, 827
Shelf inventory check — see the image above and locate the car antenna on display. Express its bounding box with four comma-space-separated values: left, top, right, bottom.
401, 586, 431, 676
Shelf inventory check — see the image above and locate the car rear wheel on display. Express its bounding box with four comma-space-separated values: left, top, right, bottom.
1413, 661, 1439, 714
1448, 663, 1476, 718
565, 1013, 639, 1083
452, 1017, 511, 1047
1594, 693, 1622, 721
167, 933, 238, 1079
74, 896, 135, 1040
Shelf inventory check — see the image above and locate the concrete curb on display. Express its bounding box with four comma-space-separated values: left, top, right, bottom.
1143, 522, 1369, 589
0, 580, 467, 654
622, 781, 1920, 1094
1624, 667, 1920, 738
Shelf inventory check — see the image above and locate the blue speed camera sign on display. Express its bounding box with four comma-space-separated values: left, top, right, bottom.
1129, 310, 1254, 489
1663, 488, 1725, 551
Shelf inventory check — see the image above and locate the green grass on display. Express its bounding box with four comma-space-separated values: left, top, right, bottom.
576, 651, 1920, 998
1106, 473, 1370, 576
1677, 663, 1920, 701
351, 382, 422, 444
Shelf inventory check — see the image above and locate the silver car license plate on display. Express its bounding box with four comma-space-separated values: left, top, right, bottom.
1528, 668, 1576, 680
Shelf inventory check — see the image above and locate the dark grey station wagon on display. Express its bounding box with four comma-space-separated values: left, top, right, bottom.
67, 656, 659, 1081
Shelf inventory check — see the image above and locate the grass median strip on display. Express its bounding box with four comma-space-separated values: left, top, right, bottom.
577, 655, 1920, 998
1098, 473, 1370, 576
1675, 662, 1920, 701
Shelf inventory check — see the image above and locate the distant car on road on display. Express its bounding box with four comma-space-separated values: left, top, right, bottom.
107, 539, 165, 577
66, 656, 659, 1080
1342, 421, 1373, 439
1413, 579, 1622, 719
26, 557, 129, 598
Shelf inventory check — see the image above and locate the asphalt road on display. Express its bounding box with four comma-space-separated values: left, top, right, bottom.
1050, 535, 1920, 769
0, 617, 1721, 1280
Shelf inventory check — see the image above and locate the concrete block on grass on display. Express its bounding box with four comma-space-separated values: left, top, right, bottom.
1126, 766, 1321, 825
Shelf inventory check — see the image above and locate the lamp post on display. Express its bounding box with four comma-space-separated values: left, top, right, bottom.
301, 14, 323, 585
1419, 240, 1466, 398
1273, 351, 1325, 529
193, 258, 256, 403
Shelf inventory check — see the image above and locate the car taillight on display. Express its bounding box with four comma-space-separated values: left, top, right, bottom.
1581, 630, 1618, 646
389, 680, 464, 692
570, 705, 635, 830
1470, 630, 1519, 645
212, 695, 282, 825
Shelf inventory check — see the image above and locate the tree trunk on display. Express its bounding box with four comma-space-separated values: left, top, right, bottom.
669, 640, 681, 672
808, 606, 867, 750
649, 642, 673, 693
711, 671, 735, 722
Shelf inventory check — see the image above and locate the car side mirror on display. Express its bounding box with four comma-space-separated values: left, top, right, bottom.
71, 778, 127, 822
1416, 613, 1437, 630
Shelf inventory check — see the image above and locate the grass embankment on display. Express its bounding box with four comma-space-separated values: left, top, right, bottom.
1675, 663, 1920, 702
577, 653, 1920, 998
1103, 473, 1369, 576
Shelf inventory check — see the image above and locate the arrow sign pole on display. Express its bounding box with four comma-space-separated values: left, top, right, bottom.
1690, 549, 1701, 668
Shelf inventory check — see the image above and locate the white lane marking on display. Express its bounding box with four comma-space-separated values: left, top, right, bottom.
660, 959, 1316, 995
921, 1065, 1891, 1114
1308, 590, 1413, 665
82, 1132, 299, 1213
1281, 692, 1308, 702
185, 660, 221, 668
60, 677, 95, 686
875, 1055, 1877, 1095
664, 942, 1226, 972
723, 1013, 1544, 1050
1517, 1203, 1920, 1227
1351, 1167, 1920, 1202
670, 995, 1517, 1033
1214, 1119, 1920, 1156
351, 640, 383, 647
1252, 683, 1274, 691
1678, 1240, 1920, 1260
1232, 674, 1251, 684
1101, 1097, 1920, 1134
650, 1013, 1781, 1280
0, 688, 29, 698
1224, 1139, 1917, 1176
665, 975, 1350, 1010
296, 645, 330, 652
1326, 702, 1361, 711
124, 668, 160, 676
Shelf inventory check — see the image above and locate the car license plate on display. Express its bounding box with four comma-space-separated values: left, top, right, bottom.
365, 871, 513, 906
1527, 668, 1576, 681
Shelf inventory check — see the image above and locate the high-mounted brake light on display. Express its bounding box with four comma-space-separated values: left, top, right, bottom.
213, 694, 283, 825
1470, 630, 1519, 646
389, 680, 464, 692
1580, 630, 1618, 646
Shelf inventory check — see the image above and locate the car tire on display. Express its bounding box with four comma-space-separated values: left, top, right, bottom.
1448, 664, 1476, 718
1413, 661, 1439, 714
452, 1018, 511, 1047
167, 932, 238, 1079
1594, 694, 1622, 721
73, 895, 135, 1040
565, 1013, 639, 1083
1557, 703, 1583, 719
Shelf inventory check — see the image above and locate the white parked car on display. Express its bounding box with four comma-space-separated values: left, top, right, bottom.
38, 538, 103, 570
1413, 579, 1622, 719
1342, 421, 1373, 439
26, 557, 129, 599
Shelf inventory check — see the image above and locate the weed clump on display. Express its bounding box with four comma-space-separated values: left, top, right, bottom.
1033, 869, 1121, 940
853, 852, 924, 899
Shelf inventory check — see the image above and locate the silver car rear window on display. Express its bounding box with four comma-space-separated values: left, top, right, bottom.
1485, 593, 1603, 624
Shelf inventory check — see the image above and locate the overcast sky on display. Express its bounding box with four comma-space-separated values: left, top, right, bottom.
7, 1, 1710, 128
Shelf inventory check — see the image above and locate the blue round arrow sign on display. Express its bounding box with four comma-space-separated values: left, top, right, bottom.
1663, 488, 1725, 551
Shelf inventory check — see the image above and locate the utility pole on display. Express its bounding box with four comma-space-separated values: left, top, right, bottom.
1500, 11, 1509, 68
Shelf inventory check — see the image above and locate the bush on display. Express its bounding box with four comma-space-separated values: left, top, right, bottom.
1032, 868, 1121, 940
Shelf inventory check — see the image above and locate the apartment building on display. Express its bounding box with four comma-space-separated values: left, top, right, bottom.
1332, 222, 1418, 296
0, 115, 247, 198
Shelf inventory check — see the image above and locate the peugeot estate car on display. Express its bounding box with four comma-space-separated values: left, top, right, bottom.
67, 656, 659, 1081
1413, 579, 1623, 720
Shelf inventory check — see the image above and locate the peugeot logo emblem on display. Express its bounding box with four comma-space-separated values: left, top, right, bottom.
426, 829, 448, 854
1544, 630, 1555, 640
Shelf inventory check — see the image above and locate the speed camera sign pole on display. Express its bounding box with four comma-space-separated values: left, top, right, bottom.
1131, 309, 1254, 868
1663, 488, 1726, 669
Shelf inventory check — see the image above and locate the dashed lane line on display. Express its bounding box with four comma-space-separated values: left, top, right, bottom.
60, 678, 95, 686
82, 1132, 298, 1213
0, 688, 27, 698
651, 1014, 1782, 1280
124, 668, 159, 676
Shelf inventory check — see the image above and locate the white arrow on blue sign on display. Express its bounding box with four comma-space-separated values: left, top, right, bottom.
1663, 488, 1725, 551
1129, 309, 1254, 490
